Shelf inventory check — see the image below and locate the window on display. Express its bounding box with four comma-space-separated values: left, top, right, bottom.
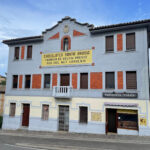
63, 38, 69, 51
44, 74, 51, 88
118, 113, 138, 130
106, 72, 115, 89
14, 47, 20, 60
126, 33, 135, 50
27, 45, 32, 59
79, 107, 88, 123
42, 105, 49, 120
9, 103, 16, 117
25, 75, 31, 89
12, 75, 18, 88
126, 71, 137, 89
80, 73, 88, 89
106, 36, 114, 52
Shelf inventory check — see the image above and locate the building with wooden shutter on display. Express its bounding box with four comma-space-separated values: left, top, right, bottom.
2, 16, 150, 136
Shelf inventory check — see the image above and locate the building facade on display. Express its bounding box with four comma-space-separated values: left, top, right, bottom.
0, 85, 5, 117
0, 76, 6, 117
2, 17, 150, 136
0, 75, 6, 84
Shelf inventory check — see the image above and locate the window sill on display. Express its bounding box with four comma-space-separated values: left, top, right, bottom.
41, 119, 49, 121
43, 88, 51, 90
9, 116, 15, 118
13, 59, 19, 61
126, 88, 137, 90
12, 88, 18, 90
79, 122, 88, 124
125, 49, 136, 52
105, 51, 114, 54
26, 58, 32, 60
24, 88, 31, 90
118, 127, 138, 131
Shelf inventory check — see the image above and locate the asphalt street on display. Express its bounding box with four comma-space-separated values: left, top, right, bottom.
0, 131, 150, 150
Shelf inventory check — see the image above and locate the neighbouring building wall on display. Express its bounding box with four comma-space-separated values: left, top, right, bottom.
0, 76, 6, 83
0, 93, 5, 116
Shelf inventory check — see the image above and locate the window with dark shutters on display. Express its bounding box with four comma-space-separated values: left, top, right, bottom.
25, 75, 31, 89
13, 75, 18, 88
79, 107, 88, 123
14, 47, 20, 60
9, 103, 16, 117
106, 72, 115, 89
80, 73, 88, 89
42, 105, 49, 120
126, 33, 135, 50
106, 36, 114, 52
27, 45, 32, 59
126, 71, 137, 89
44, 74, 51, 88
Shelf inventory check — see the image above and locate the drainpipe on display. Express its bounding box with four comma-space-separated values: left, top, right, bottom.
146, 27, 150, 127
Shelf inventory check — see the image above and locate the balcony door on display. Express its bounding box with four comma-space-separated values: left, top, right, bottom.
60, 74, 70, 86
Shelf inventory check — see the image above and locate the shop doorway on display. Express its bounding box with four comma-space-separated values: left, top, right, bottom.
22, 104, 30, 127
58, 105, 69, 131
106, 109, 117, 133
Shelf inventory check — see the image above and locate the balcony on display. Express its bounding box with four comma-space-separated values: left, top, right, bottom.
52, 86, 72, 98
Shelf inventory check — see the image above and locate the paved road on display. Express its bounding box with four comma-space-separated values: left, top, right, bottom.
1, 132, 150, 150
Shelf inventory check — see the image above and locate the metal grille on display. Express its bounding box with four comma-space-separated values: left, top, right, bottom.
59, 106, 69, 131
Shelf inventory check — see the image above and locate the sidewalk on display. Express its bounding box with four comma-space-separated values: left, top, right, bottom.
0, 129, 150, 144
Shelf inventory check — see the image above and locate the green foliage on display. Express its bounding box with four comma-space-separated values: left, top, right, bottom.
0, 80, 6, 85
0, 116, 3, 128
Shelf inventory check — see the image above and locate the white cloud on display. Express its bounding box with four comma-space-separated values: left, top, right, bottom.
0, 0, 112, 76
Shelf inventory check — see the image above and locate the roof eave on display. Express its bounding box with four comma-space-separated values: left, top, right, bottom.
3, 37, 43, 45
90, 22, 150, 34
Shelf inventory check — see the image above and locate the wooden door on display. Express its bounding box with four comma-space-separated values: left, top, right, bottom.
106, 109, 117, 133
60, 74, 70, 86
22, 104, 30, 127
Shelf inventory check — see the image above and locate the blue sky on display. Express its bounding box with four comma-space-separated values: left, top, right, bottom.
0, 0, 150, 76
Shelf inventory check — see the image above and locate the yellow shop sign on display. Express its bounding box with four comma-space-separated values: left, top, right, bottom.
140, 115, 147, 126
41, 49, 92, 67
